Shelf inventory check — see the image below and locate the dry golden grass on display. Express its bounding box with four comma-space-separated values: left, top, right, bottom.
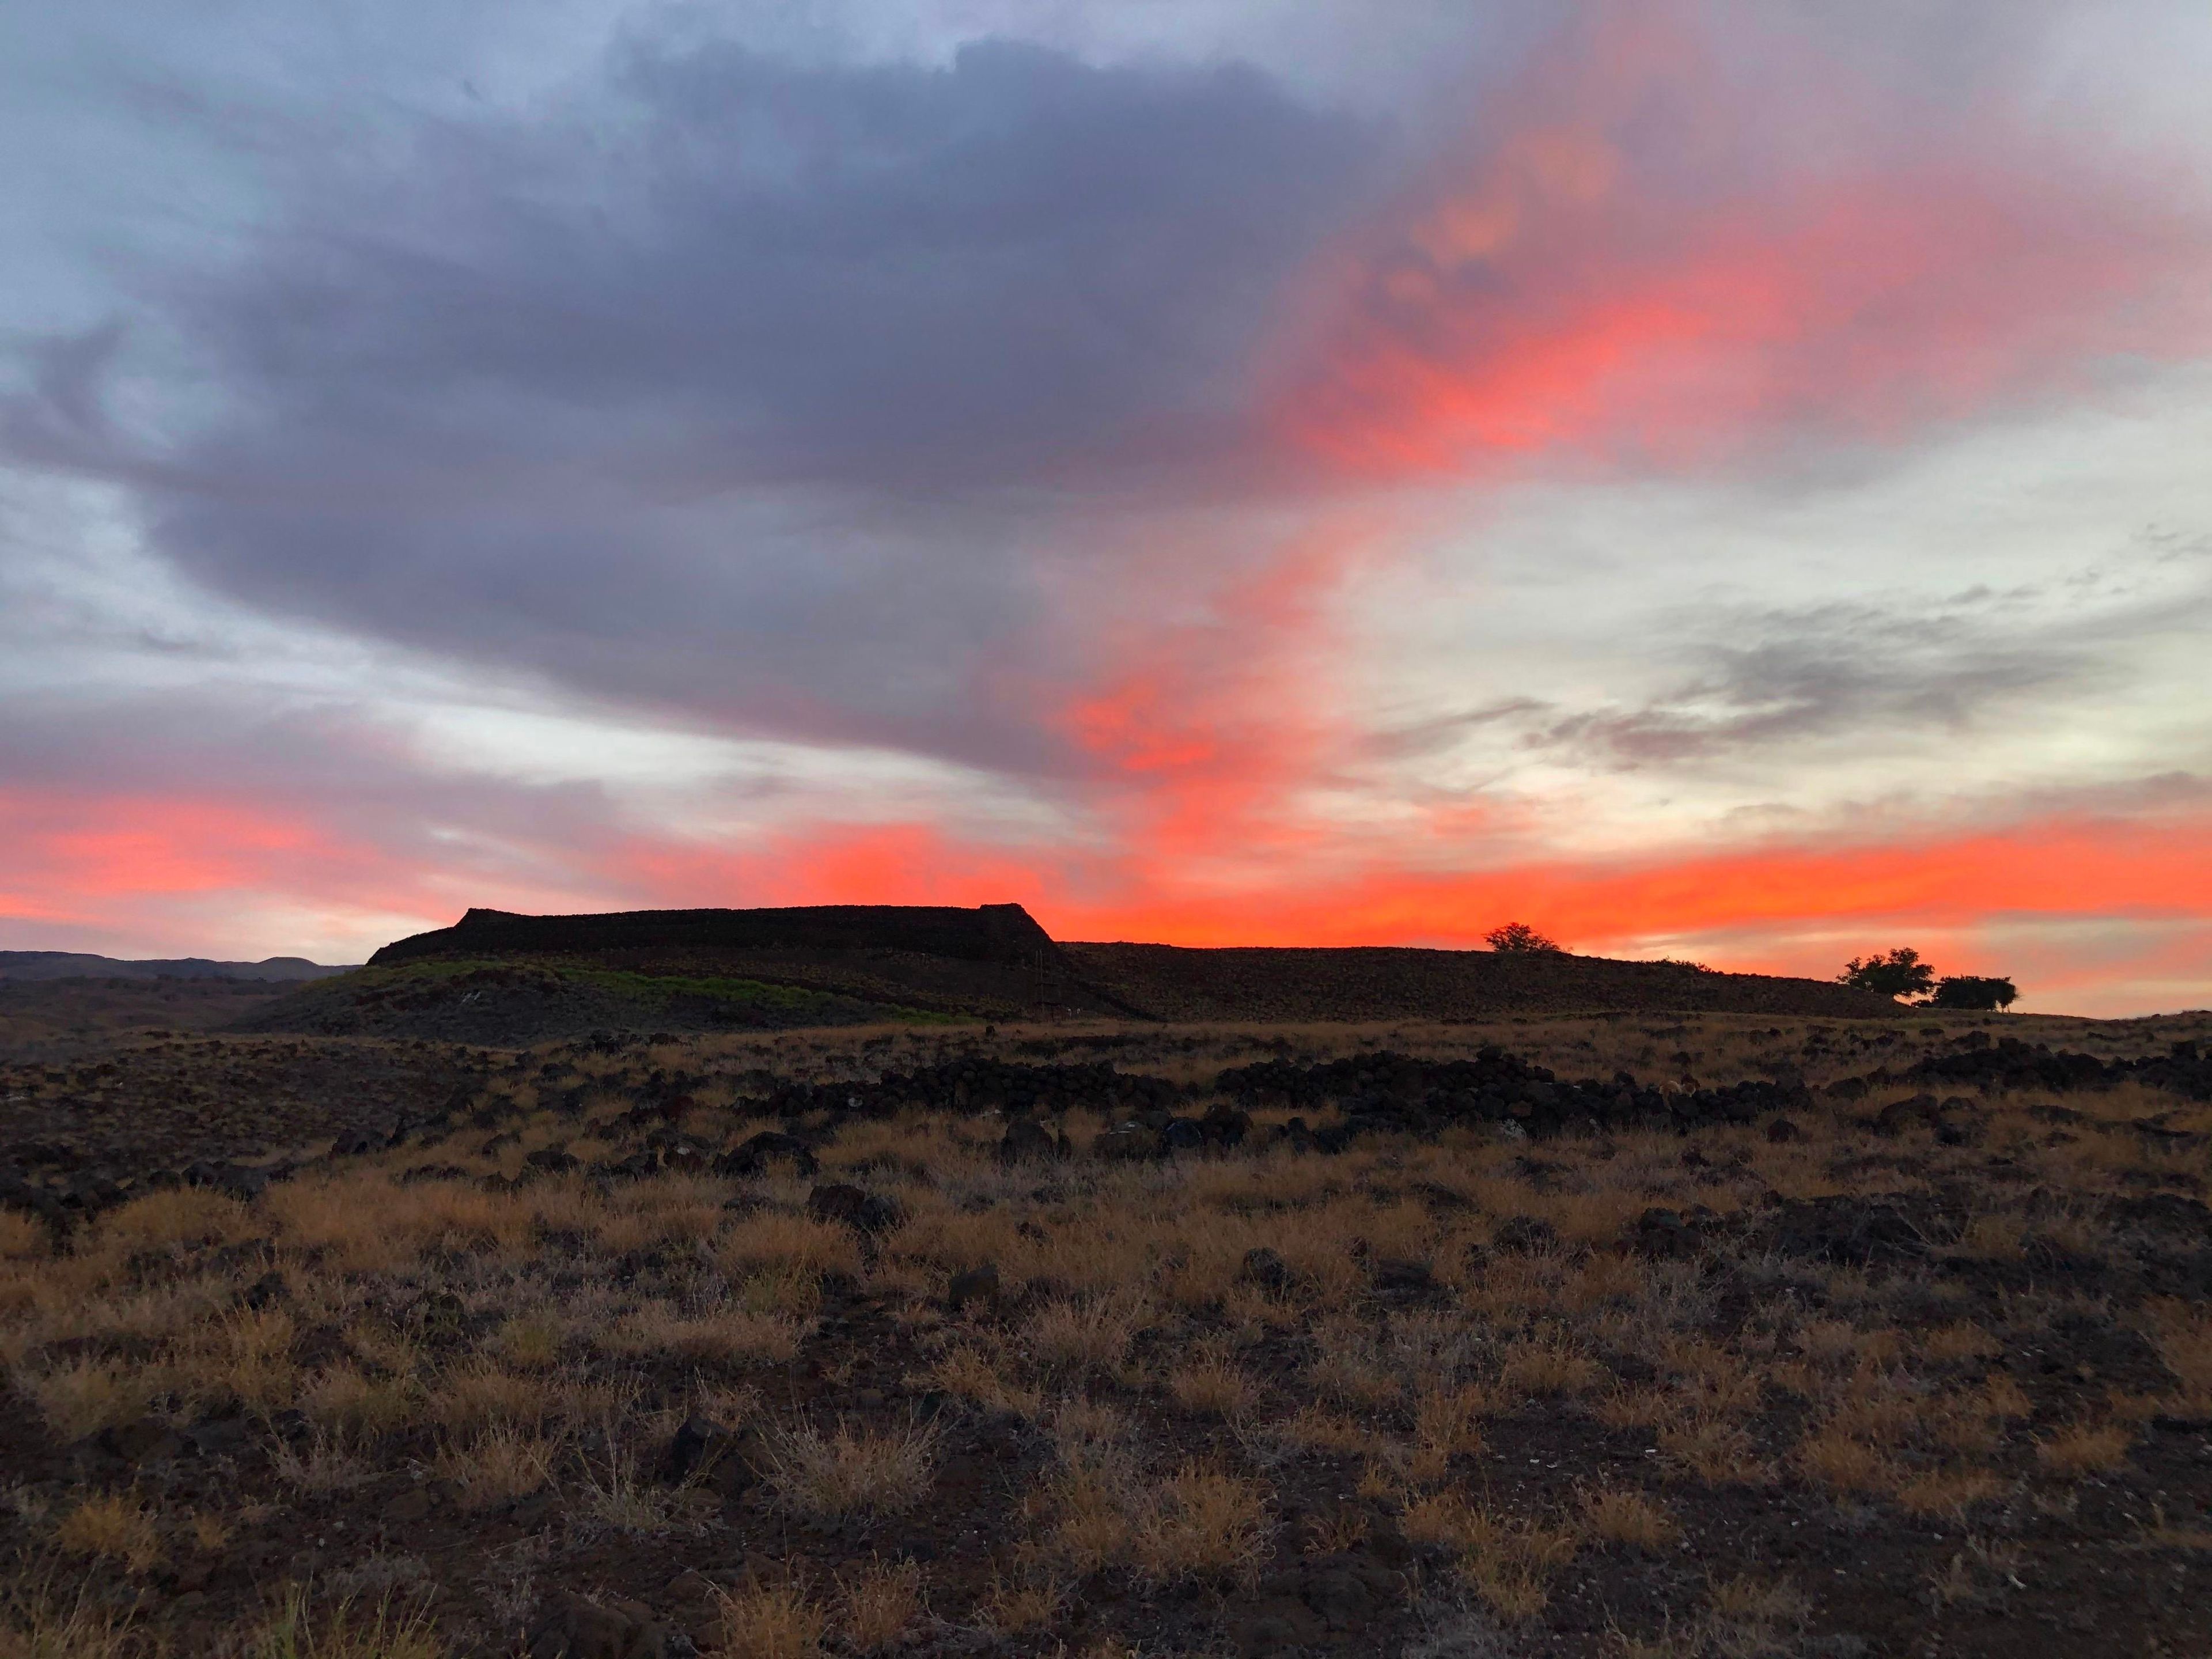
302, 1364, 418, 1438
238, 1584, 447, 1659
435, 1422, 561, 1512
709, 1578, 825, 1659
3, 1011, 2204, 1654
600, 1301, 810, 1366
426, 1361, 547, 1433
1024, 1297, 1146, 1376
54, 1492, 162, 1574
2034, 1420, 2134, 1476
1793, 1426, 1895, 1494
759, 1418, 940, 1520
1306, 1320, 1400, 1407
1267, 1403, 1376, 1457
0, 1573, 140, 1658
1579, 1485, 1680, 1550
1497, 1334, 1605, 1399
1894, 1465, 2006, 1518
93, 1187, 259, 1255
835, 1558, 924, 1653
1704, 1573, 1811, 1635
925, 1343, 1041, 1419
1048, 1463, 1137, 1575
1658, 1417, 1768, 1486
1411, 1382, 1492, 1456
1921, 1322, 2003, 1364
1983, 1372, 2033, 1421
1407, 1494, 1580, 1620
2145, 1299, 2212, 1409
269, 1425, 377, 1494
494, 1313, 565, 1371
718, 1210, 863, 1281
976, 1573, 1066, 1636
1165, 1353, 1257, 1418
20, 1357, 157, 1439
1132, 1463, 1272, 1583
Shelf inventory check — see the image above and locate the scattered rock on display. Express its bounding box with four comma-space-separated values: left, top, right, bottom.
1769, 1196, 1926, 1264
1492, 1215, 1557, 1255
1093, 1123, 1160, 1160
385, 1486, 432, 1524
805, 1182, 902, 1233
1239, 1247, 1293, 1291
101, 1416, 183, 1465
1874, 1093, 1942, 1137
1634, 1207, 1695, 1259
1370, 1257, 1433, 1293
662, 1416, 757, 1495
997, 1116, 1060, 1162
525, 1591, 677, 1659
948, 1262, 1001, 1312
714, 1131, 818, 1179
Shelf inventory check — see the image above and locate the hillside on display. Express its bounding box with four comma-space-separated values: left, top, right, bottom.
1067, 942, 1899, 1022
0, 950, 349, 983
238, 904, 1902, 1041
245, 903, 1132, 1040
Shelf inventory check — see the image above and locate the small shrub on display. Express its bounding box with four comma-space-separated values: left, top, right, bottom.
1579, 1486, 1679, 1550
710, 1574, 827, 1659
0, 1211, 49, 1261
55, 1491, 163, 1573
244, 1584, 445, 1659
2035, 1421, 2132, 1476
1025, 1298, 1144, 1376
1793, 1427, 1893, 1494
836, 1558, 923, 1653
1165, 1354, 1256, 1418
760, 1418, 939, 1520
1132, 1463, 1271, 1583
976, 1574, 1065, 1636
24, 1358, 156, 1439
1895, 1466, 2006, 1518
436, 1423, 561, 1512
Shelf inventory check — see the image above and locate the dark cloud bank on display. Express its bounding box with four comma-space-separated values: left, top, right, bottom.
18, 37, 1377, 771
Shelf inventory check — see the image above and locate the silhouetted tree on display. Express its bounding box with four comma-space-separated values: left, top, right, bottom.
1486, 922, 1562, 955
1929, 975, 2018, 1011
1838, 947, 1936, 1000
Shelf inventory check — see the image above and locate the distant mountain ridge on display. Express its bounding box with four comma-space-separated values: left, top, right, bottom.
0, 951, 353, 983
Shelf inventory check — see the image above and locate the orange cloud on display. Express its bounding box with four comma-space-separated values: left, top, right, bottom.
1274, 7, 2212, 478
597, 803, 2212, 965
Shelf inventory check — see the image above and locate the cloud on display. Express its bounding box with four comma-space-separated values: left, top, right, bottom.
1525, 593, 2109, 766
1271, 5, 2212, 479
5, 3, 2212, 1010
6, 37, 1375, 775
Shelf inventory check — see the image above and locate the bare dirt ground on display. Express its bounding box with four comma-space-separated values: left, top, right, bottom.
2, 1002, 2210, 1658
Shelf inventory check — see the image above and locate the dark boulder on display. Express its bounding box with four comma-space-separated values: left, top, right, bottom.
525, 1590, 677, 1659
1768, 1196, 1926, 1264
997, 1117, 1059, 1163
948, 1262, 1001, 1313
806, 1183, 902, 1234
713, 1131, 818, 1179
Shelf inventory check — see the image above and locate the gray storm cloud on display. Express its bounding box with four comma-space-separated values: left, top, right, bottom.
6, 36, 1377, 777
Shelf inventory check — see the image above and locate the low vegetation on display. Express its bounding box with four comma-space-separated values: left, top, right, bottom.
1, 1005, 2208, 1655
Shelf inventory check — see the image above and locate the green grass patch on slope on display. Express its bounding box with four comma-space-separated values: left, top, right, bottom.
323, 957, 956, 1024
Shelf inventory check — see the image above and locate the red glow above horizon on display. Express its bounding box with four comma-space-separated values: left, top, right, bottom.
5, 5, 2210, 1017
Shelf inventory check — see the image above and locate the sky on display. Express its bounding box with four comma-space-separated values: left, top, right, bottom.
3, 1, 2211, 1015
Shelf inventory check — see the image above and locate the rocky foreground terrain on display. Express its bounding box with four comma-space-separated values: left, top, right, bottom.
2, 1002, 2210, 1657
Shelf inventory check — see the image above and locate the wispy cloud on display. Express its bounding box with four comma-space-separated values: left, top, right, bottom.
2, 1, 2211, 1008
